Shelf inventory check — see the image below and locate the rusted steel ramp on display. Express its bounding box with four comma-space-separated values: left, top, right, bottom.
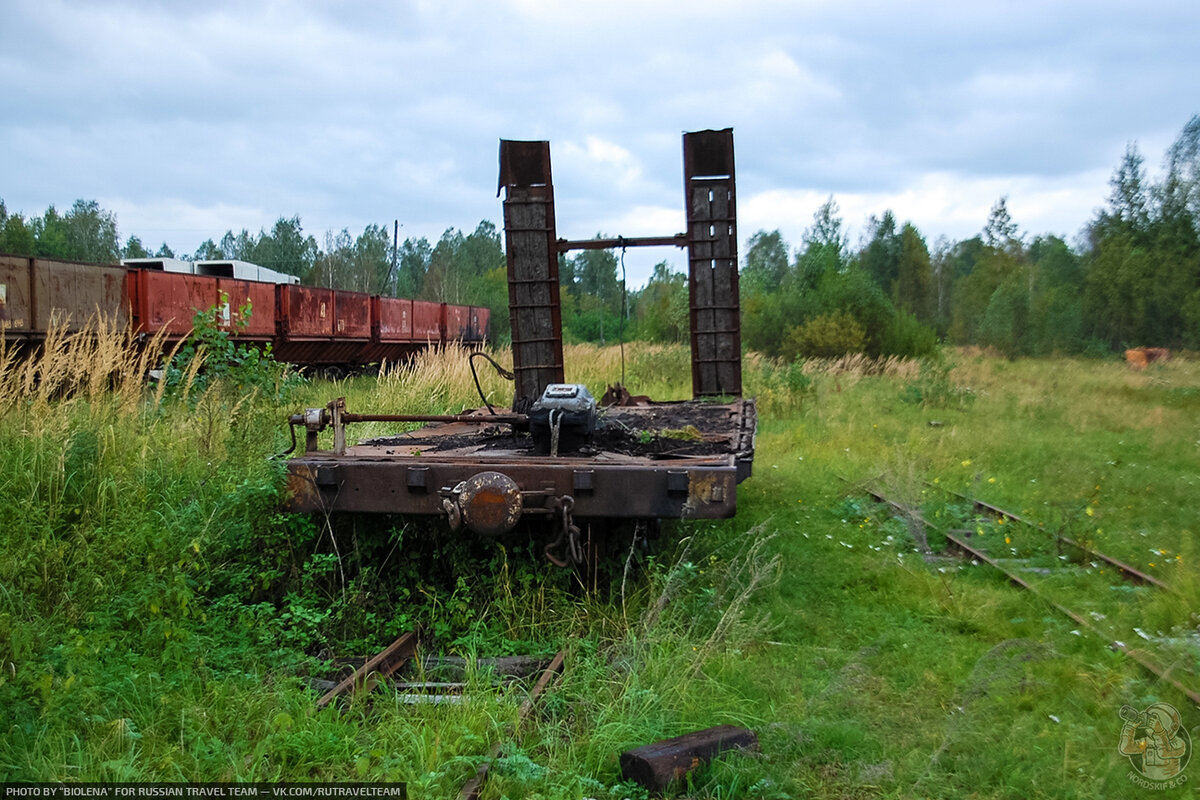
684, 129, 742, 398
284, 130, 755, 557
498, 140, 566, 409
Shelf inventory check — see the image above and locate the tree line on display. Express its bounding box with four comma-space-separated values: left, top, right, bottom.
741, 114, 1200, 358
3, 114, 1197, 356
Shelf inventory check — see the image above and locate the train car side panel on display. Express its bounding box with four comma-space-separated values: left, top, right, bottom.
333, 291, 371, 340
131, 270, 219, 336
0, 255, 32, 335
33, 259, 129, 332
412, 300, 442, 342
216, 279, 276, 339
279, 286, 335, 338
469, 306, 490, 343
375, 297, 413, 341
444, 304, 470, 341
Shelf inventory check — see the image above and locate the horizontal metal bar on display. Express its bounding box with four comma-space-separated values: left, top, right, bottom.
557, 234, 686, 252
340, 412, 528, 424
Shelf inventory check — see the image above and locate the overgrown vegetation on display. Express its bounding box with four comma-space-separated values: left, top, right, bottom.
163, 303, 302, 401
3, 320, 1200, 796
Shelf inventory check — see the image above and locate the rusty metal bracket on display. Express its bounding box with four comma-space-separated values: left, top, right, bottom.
556, 234, 687, 252
316, 632, 419, 709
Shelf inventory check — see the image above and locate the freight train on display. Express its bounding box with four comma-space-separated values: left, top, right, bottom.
0, 254, 490, 370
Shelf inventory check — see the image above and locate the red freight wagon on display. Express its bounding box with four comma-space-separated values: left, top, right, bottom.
443, 304, 470, 341
279, 285, 335, 338
129, 269, 216, 337
412, 300, 442, 341
374, 297, 413, 341
334, 291, 371, 340
217, 279, 276, 340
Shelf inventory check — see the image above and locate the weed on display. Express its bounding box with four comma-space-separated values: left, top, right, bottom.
3, 337, 1200, 798
164, 304, 302, 402
900, 353, 976, 409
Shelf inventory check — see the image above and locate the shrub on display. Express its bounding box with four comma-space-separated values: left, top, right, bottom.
879, 310, 940, 358
165, 301, 301, 400
782, 310, 867, 359
899, 354, 975, 409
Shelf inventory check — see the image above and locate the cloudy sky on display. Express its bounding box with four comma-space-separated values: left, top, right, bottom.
2, 0, 1197, 285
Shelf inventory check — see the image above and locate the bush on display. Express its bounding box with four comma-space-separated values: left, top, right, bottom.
165, 301, 301, 400
879, 310, 940, 358
782, 311, 867, 359
899, 354, 975, 409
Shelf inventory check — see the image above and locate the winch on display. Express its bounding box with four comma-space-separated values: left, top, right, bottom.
528, 383, 598, 456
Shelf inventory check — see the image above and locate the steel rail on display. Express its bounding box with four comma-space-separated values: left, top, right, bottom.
930, 484, 1175, 592
316, 632, 419, 709
863, 488, 1200, 707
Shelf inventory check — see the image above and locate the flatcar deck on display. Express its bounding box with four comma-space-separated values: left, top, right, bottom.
285, 398, 755, 521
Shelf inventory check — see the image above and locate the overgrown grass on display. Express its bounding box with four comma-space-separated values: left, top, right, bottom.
3, 330, 1199, 797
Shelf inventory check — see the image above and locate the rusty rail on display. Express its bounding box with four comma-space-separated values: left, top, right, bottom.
289, 411, 527, 426
863, 489, 1200, 707
316, 632, 419, 709
943, 530, 1200, 707
459, 649, 567, 800
932, 485, 1175, 592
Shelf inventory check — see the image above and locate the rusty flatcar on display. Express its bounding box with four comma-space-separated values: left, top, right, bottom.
283, 129, 755, 565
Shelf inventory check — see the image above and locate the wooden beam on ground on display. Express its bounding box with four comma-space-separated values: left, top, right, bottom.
619, 724, 759, 792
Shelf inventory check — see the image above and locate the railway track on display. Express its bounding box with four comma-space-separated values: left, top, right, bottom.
928, 484, 1176, 593
313, 632, 568, 798
861, 486, 1200, 706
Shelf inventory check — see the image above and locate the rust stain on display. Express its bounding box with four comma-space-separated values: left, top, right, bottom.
285, 464, 322, 511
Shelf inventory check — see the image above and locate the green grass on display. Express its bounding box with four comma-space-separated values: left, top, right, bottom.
2, 334, 1199, 797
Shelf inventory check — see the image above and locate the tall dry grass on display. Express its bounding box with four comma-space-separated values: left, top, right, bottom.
354, 341, 695, 419
800, 353, 921, 380
0, 317, 181, 425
